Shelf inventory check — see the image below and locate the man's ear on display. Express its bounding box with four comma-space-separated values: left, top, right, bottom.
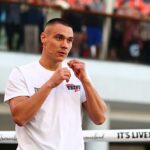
41, 32, 46, 44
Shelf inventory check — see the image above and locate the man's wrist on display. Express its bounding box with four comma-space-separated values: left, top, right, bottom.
81, 77, 90, 84
46, 81, 54, 89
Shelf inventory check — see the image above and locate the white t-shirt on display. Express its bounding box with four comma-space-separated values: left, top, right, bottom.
4, 61, 86, 150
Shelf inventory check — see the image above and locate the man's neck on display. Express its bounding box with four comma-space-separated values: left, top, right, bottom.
39, 59, 62, 71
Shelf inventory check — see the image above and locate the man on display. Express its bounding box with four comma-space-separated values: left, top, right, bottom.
4, 18, 107, 150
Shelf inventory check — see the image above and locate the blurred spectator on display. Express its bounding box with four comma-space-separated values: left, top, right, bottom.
53, 0, 70, 9
90, 0, 106, 13
0, 4, 6, 37
140, 13, 150, 64
67, 0, 92, 8
5, 4, 23, 51
82, 0, 105, 59
62, 10, 84, 57
117, 4, 141, 19
0, 4, 7, 50
127, 27, 143, 63
83, 5, 103, 59
122, 20, 142, 61
25, 6, 45, 35
116, 3, 142, 61
108, 19, 123, 61
22, 6, 45, 53
0, 4, 6, 31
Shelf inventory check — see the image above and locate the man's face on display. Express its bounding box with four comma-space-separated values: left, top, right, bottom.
41, 23, 73, 63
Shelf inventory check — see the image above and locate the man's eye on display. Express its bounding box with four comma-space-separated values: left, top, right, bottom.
68, 39, 73, 43
55, 36, 63, 41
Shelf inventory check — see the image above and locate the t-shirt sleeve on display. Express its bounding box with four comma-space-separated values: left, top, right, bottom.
4, 67, 30, 102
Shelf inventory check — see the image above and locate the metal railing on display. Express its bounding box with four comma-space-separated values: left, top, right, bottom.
0, 129, 150, 144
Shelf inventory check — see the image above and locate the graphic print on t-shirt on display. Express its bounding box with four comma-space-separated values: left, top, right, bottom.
66, 84, 80, 92
34, 87, 40, 93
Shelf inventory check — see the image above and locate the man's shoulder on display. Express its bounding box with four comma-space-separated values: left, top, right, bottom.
11, 61, 39, 75
20, 61, 39, 68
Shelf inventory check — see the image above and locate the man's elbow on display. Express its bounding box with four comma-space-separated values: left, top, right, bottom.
13, 115, 26, 127
94, 115, 106, 125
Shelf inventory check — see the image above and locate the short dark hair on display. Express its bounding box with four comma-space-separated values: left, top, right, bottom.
45, 18, 73, 29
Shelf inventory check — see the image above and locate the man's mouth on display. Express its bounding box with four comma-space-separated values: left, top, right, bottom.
57, 51, 67, 56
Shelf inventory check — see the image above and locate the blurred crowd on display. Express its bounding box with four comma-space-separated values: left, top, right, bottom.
108, 0, 150, 64
0, 3, 45, 53
0, 0, 150, 64
0, 0, 105, 59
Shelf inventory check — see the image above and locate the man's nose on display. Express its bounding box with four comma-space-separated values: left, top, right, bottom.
61, 40, 68, 48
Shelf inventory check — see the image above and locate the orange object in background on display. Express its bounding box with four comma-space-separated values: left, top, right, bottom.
115, 0, 150, 16
67, 0, 93, 6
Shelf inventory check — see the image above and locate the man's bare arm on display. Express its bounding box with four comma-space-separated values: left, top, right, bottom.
68, 59, 107, 125
8, 67, 71, 126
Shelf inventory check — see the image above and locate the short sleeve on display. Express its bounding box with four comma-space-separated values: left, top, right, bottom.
4, 67, 30, 102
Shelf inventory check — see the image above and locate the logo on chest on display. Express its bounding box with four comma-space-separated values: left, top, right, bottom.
66, 84, 80, 92
34, 87, 40, 93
